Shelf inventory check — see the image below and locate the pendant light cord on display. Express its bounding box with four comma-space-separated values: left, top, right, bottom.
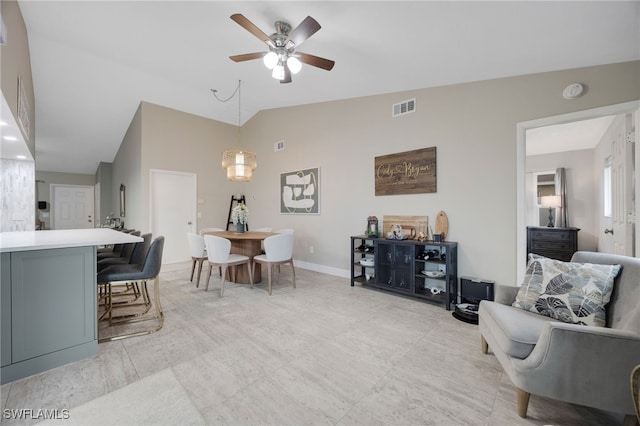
211, 79, 242, 128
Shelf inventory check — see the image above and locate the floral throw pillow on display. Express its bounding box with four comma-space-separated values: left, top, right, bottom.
512, 254, 621, 327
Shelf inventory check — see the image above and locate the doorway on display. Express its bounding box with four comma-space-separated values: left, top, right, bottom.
517, 100, 640, 283
149, 169, 197, 264
51, 184, 95, 229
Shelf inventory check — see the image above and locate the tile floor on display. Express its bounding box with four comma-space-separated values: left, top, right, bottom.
0, 263, 625, 425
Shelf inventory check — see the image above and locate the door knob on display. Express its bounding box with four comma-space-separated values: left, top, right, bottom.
604, 228, 614, 235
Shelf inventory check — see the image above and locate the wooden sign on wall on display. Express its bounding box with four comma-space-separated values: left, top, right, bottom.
375, 147, 437, 196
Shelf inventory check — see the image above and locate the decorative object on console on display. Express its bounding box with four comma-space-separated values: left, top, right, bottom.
382, 215, 428, 240
375, 147, 437, 195
365, 216, 380, 237
540, 195, 561, 227
434, 210, 448, 241
512, 253, 621, 327
213, 80, 258, 182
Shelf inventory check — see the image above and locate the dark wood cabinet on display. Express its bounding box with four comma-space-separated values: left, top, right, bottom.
350, 236, 458, 310
526, 226, 580, 261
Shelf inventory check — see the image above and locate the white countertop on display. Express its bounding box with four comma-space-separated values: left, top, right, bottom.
0, 228, 143, 253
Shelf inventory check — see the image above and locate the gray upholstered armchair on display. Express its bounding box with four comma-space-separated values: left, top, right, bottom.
478, 251, 640, 421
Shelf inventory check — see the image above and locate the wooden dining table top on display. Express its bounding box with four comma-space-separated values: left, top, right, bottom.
205, 230, 277, 240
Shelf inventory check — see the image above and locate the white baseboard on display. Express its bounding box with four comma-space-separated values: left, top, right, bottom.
293, 259, 350, 278
162, 259, 350, 279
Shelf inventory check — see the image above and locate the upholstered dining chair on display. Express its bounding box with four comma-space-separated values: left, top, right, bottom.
252, 232, 295, 296
187, 233, 208, 287
199, 227, 224, 236
203, 235, 252, 297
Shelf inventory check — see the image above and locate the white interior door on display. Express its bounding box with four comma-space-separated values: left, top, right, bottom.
52, 185, 95, 229
610, 114, 634, 255
149, 169, 197, 264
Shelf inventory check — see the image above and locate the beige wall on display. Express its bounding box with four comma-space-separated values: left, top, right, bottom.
113, 60, 639, 288
1, 0, 35, 156
112, 104, 143, 231
139, 101, 239, 232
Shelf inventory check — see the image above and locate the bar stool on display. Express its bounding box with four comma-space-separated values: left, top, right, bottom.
96, 236, 165, 343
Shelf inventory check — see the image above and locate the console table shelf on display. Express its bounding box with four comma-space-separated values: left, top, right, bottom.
350, 236, 458, 310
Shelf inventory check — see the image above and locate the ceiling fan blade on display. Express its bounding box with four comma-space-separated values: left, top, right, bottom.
230, 14, 275, 49
298, 52, 335, 71
287, 16, 321, 48
229, 52, 265, 62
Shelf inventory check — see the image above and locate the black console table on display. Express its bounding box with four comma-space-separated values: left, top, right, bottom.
350, 236, 458, 310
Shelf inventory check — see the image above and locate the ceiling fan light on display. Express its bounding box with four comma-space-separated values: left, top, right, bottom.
272, 64, 285, 80
263, 51, 278, 69
287, 56, 302, 74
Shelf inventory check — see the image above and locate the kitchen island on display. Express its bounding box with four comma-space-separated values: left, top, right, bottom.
0, 228, 142, 384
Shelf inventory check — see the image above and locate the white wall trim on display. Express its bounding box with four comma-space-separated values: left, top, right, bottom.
293, 259, 350, 278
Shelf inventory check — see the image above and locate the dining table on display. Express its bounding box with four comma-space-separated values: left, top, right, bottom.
204, 230, 276, 284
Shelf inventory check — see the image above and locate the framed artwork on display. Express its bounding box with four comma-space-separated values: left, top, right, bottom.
280, 167, 320, 214
375, 147, 437, 196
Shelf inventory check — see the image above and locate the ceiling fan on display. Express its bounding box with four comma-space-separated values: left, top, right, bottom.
229, 14, 335, 84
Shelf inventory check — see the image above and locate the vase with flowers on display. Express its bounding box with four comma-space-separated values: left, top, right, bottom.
231, 203, 249, 233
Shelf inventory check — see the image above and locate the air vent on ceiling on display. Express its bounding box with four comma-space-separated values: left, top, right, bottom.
274, 140, 285, 152
392, 98, 416, 117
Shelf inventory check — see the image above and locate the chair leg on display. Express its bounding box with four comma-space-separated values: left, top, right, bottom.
481, 335, 489, 354
220, 265, 227, 298
205, 264, 213, 291
190, 259, 196, 282
290, 260, 296, 289
195, 259, 204, 288
267, 264, 273, 295
516, 388, 530, 418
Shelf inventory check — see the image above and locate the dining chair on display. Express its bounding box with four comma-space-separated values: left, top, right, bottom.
199, 227, 224, 236
187, 232, 208, 287
96, 236, 165, 342
203, 235, 253, 297
252, 232, 295, 295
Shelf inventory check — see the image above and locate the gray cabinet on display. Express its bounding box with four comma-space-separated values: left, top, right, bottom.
375, 241, 413, 291
1, 253, 11, 367
1, 246, 97, 384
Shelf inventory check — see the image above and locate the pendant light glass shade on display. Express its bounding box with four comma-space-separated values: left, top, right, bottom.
222, 149, 257, 182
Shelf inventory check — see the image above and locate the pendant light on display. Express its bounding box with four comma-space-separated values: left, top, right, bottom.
214, 80, 257, 182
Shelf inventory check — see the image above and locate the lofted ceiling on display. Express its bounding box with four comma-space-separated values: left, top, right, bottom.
11, 1, 640, 174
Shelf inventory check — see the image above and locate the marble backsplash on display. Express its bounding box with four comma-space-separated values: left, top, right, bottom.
1, 159, 35, 232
